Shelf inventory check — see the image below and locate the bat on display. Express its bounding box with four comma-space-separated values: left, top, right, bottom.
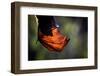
37, 16, 70, 52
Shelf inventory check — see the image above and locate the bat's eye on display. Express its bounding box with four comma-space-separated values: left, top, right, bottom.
56, 24, 60, 27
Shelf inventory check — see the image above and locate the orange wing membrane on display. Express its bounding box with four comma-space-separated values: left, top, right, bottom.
38, 26, 70, 52
37, 16, 70, 52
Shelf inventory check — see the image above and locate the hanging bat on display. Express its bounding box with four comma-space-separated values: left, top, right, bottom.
37, 16, 70, 52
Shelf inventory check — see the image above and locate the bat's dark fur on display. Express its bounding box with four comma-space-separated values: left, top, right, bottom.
37, 16, 56, 36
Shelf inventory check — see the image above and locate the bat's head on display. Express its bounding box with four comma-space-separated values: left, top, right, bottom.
37, 16, 59, 36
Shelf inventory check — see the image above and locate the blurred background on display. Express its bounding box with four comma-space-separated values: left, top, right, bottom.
28, 15, 88, 61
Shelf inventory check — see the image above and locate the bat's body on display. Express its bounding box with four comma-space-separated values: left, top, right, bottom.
37, 16, 70, 52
